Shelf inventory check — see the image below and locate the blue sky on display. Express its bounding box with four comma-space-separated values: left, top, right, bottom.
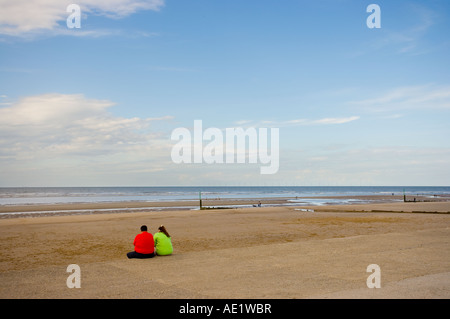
0, 0, 449, 186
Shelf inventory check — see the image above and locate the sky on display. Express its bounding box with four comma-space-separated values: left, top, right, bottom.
0, 0, 449, 187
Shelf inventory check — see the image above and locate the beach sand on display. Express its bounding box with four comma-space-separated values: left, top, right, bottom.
0, 199, 449, 299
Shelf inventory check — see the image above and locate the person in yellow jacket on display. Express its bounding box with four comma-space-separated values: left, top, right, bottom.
154, 225, 173, 256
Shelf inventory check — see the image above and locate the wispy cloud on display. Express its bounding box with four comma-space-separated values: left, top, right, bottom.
350, 84, 450, 112
305, 116, 360, 125
148, 66, 199, 72
235, 116, 360, 128
285, 146, 450, 186
0, 0, 165, 37
351, 3, 439, 57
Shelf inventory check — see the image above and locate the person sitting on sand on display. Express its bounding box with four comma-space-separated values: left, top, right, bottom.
154, 225, 173, 256
127, 225, 156, 259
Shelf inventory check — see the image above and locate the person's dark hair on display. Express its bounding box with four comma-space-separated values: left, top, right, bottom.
140, 225, 148, 232
158, 225, 170, 238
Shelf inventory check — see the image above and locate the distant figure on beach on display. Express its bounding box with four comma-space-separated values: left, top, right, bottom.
253, 201, 262, 207
154, 225, 173, 256
127, 225, 156, 259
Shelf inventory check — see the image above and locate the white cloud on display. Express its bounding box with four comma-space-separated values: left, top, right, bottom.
235, 116, 360, 128
309, 116, 360, 125
351, 84, 450, 112
281, 145, 450, 186
0, 0, 164, 37
0, 93, 173, 161
79, 0, 164, 18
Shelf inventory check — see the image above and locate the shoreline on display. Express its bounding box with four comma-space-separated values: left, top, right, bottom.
1, 195, 449, 218
0, 195, 450, 219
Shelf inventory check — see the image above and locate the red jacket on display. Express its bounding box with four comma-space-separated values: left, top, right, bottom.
133, 231, 154, 254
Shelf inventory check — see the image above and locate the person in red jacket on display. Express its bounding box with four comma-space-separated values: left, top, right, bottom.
126, 225, 156, 259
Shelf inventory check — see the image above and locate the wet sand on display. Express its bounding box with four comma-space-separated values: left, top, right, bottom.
0, 199, 449, 298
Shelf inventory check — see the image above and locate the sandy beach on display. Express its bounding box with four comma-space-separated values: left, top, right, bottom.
0, 197, 449, 299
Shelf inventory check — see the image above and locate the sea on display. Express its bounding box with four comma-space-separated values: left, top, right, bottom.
1, 186, 449, 207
